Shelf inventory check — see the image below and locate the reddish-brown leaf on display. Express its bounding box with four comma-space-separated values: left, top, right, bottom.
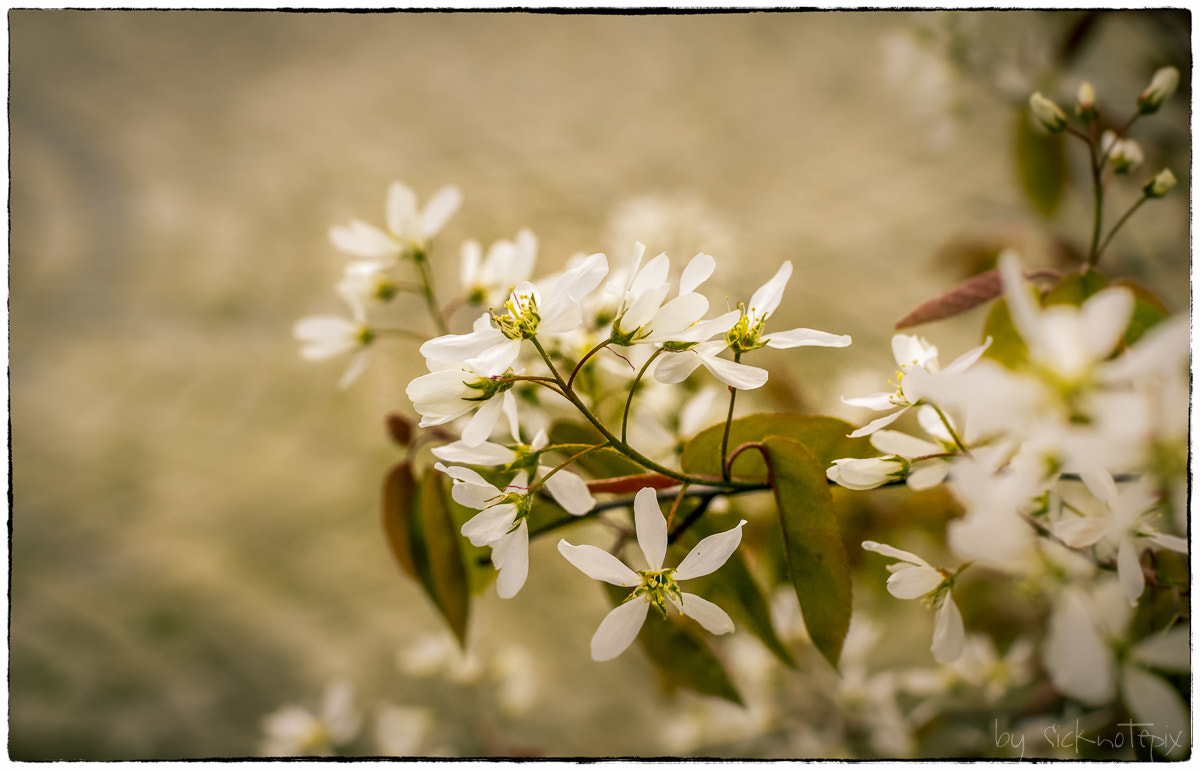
586, 472, 678, 494
895, 270, 1005, 330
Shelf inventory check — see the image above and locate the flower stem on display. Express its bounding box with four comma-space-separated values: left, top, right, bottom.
621, 347, 665, 444
930, 403, 969, 455
529, 337, 756, 491
1095, 194, 1149, 261
719, 351, 742, 481
525, 442, 608, 497
411, 248, 449, 335
567, 340, 611, 391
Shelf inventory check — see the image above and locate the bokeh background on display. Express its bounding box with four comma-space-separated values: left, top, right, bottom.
8, 9, 1190, 759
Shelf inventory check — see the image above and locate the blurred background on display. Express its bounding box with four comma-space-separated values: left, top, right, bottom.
8, 9, 1190, 759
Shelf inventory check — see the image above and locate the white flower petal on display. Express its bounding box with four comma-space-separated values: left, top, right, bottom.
679, 252, 716, 295
431, 441, 516, 466
905, 461, 949, 490
674, 520, 747, 581
942, 337, 991, 374
633, 487, 668, 571
848, 408, 907, 438
653, 350, 704, 384
1043, 587, 1115, 705
646, 292, 709, 340
1120, 666, 1190, 759
748, 261, 792, 320
886, 565, 944, 600
765, 328, 851, 349
699, 354, 768, 390
557, 541, 639, 586
460, 504, 518, 547
460, 395, 507, 447
492, 520, 529, 598
1132, 626, 1191, 672
675, 592, 734, 635
330, 220, 398, 260
861, 540, 929, 567
541, 467, 595, 516
337, 351, 370, 390
932, 596, 965, 663
1116, 537, 1145, 606
1053, 516, 1109, 549
1078, 287, 1134, 362
386, 183, 418, 237
419, 185, 463, 238
842, 392, 898, 411
591, 598, 650, 661
1146, 531, 1188, 554
870, 430, 940, 459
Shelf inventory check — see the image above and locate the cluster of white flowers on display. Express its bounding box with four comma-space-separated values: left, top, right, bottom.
831, 251, 1188, 735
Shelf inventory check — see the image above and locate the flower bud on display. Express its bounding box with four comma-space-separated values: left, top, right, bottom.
1100, 131, 1144, 175
1029, 92, 1068, 133
1142, 168, 1177, 198
1137, 66, 1179, 114
1076, 81, 1097, 122
826, 456, 907, 491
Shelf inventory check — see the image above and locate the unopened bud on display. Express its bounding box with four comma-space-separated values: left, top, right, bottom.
1137, 66, 1179, 114
1142, 168, 1177, 198
1101, 131, 1144, 175
1030, 91, 1068, 133
1076, 81, 1097, 122
385, 411, 414, 446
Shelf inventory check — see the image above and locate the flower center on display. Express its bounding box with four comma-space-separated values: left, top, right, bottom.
725, 304, 768, 353
493, 289, 541, 340
631, 568, 681, 617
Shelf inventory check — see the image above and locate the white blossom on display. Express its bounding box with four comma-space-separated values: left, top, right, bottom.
438, 464, 532, 598
862, 541, 964, 663
259, 681, 361, 757
329, 182, 461, 261
558, 487, 745, 661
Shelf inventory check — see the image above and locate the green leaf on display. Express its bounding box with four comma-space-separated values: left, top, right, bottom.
762, 436, 851, 669
1043, 268, 1109, 307
547, 421, 643, 478
413, 468, 471, 646
1014, 104, 1067, 218
603, 584, 744, 706
680, 414, 872, 482
1112, 279, 1171, 347
981, 298, 1028, 370
680, 513, 796, 669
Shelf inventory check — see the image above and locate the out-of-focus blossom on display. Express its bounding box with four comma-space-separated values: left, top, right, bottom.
460, 229, 538, 308
259, 681, 361, 757
862, 541, 964, 663
329, 182, 461, 261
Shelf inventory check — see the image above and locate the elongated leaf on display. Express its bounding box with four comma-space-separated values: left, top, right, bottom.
681, 414, 872, 482
414, 468, 471, 646
762, 437, 851, 669
1015, 104, 1067, 218
382, 461, 420, 580
586, 472, 678, 494
603, 584, 743, 705
895, 269, 1004, 330
680, 513, 796, 669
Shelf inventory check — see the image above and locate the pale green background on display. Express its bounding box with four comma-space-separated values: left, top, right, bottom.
8, 9, 1190, 759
